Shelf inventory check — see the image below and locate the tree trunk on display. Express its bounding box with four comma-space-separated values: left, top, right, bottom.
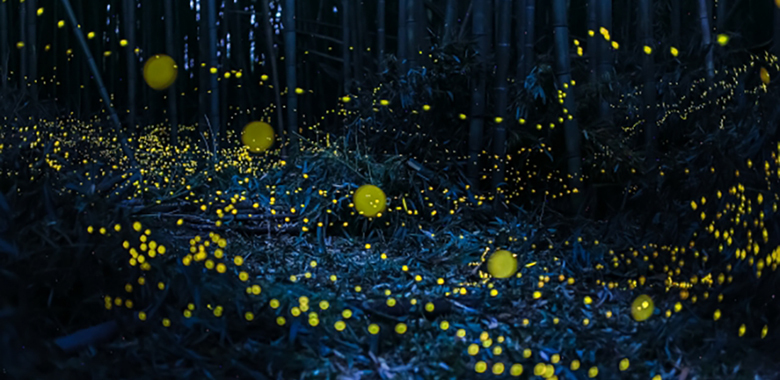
205, 0, 220, 154
123, 0, 137, 135
697, 0, 714, 81
442, 0, 458, 46
467, 0, 488, 189
416, 0, 430, 67
285, 0, 298, 153
775, 2, 780, 57
406, 0, 417, 69
19, 0, 27, 94
639, 0, 656, 170
587, 0, 598, 82
551, 0, 582, 209
0, 0, 8, 95
598, 0, 612, 122
261, 0, 285, 155
77, 1, 90, 116
232, 1, 248, 132
514, 0, 525, 81
716, 0, 727, 33
27, 0, 37, 100
524, 0, 535, 75
60, 0, 135, 165
352, 0, 364, 81
624, 0, 632, 45
219, 2, 228, 145
492, 0, 511, 199
164, 0, 178, 147
341, 0, 351, 89
377, 0, 386, 70
671, 0, 680, 48
397, 0, 407, 73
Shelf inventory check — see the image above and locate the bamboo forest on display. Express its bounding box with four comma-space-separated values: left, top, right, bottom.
3, 0, 780, 378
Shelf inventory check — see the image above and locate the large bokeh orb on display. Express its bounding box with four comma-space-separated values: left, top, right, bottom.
143, 54, 178, 91
354, 185, 387, 217
487, 250, 518, 279
241, 121, 275, 153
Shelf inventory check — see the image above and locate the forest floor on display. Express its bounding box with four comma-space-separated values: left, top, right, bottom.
2, 92, 780, 380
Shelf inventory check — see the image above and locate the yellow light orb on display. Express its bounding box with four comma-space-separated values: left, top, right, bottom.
487, 250, 517, 279
241, 121, 275, 153
717, 34, 730, 46
143, 54, 178, 91
630, 294, 654, 322
761, 67, 771, 85
353, 185, 387, 217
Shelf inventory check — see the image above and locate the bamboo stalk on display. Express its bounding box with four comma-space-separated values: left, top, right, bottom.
467, 0, 487, 189
0, 0, 8, 95
341, 0, 351, 90
285, 0, 298, 152
206, 0, 219, 154
377, 0, 385, 71
164, 0, 179, 147
551, 0, 582, 209
60, 0, 136, 165
122, 0, 137, 136
261, 0, 286, 157
491, 0, 511, 199
27, 0, 37, 100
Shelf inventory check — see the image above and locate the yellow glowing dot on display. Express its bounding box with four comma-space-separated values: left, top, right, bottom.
342, 309, 353, 319
533, 291, 542, 299
533, 363, 546, 376
241, 121, 275, 153
760, 67, 771, 85
643, 46, 652, 54
630, 294, 654, 321
368, 323, 380, 334
670, 46, 679, 57
142, 54, 178, 90
475, 361, 487, 373
276, 316, 286, 325
510, 363, 523, 376
488, 250, 517, 279
342, 96, 351, 103
354, 184, 387, 217
468, 343, 480, 355
492, 362, 505, 375
717, 34, 730, 46
138, 311, 146, 321
87, 31, 95, 39
588, 366, 598, 378
334, 320, 346, 331
395, 323, 407, 334
619, 358, 629, 371
58, 20, 65, 28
